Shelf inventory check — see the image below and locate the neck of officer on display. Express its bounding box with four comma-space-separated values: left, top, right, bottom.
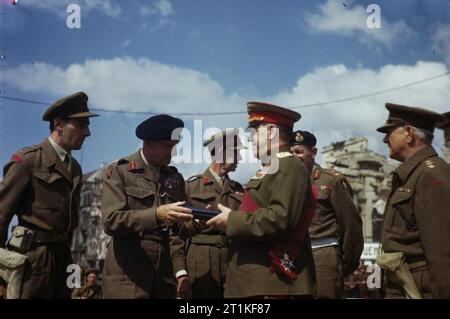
49, 131, 71, 153
400, 143, 428, 162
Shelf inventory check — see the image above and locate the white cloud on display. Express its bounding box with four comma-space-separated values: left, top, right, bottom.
432, 24, 450, 65
21, 0, 121, 18
306, 0, 415, 47
2, 57, 242, 115
272, 61, 449, 158
139, 0, 174, 30
3, 58, 449, 179
155, 0, 173, 17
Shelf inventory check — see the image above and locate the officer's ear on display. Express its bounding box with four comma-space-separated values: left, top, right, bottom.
52, 117, 66, 134
312, 147, 318, 157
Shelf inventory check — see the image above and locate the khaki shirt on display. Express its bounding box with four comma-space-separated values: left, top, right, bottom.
224, 151, 316, 298
381, 146, 450, 298
185, 168, 243, 235
0, 139, 82, 246
310, 164, 364, 276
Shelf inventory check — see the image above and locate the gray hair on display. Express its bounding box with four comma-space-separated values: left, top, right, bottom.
412, 127, 434, 145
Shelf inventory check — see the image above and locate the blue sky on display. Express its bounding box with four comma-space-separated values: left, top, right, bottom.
1, 0, 450, 182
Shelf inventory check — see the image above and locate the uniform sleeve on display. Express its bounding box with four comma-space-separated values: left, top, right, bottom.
0, 159, 31, 247
101, 165, 158, 237
169, 176, 189, 275
227, 160, 311, 243
414, 167, 450, 299
330, 177, 364, 276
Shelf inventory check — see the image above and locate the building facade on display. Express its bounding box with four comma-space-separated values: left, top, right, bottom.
321, 137, 396, 242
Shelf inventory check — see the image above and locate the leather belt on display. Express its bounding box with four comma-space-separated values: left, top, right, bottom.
191, 233, 228, 247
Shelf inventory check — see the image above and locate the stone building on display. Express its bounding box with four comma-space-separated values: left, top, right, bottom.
321, 137, 396, 242
71, 166, 109, 270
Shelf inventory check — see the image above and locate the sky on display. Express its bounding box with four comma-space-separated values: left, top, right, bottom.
1, 0, 450, 184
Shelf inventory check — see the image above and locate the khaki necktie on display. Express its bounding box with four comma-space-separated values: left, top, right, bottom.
64, 154, 73, 175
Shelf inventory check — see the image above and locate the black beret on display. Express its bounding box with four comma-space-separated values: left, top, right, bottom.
42, 91, 99, 121
136, 114, 184, 141
291, 130, 317, 148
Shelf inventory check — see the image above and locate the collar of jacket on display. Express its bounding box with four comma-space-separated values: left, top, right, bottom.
393, 146, 437, 183
41, 138, 75, 183
203, 167, 233, 194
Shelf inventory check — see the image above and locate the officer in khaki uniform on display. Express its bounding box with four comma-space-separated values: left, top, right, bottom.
207, 102, 316, 298
101, 115, 193, 299
291, 130, 363, 298
376, 103, 450, 299
0, 92, 98, 298
185, 129, 244, 298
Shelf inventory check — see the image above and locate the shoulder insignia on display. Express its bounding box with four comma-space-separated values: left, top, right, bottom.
202, 176, 211, 184
276, 152, 293, 159
330, 170, 341, 177
319, 185, 333, 191
10, 154, 24, 164
397, 187, 411, 193
186, 175, 201, 183
128, 161, 137, 172
424, 159, 435, 169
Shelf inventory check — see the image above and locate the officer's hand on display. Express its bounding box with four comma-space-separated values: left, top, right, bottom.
176, 275, 192, 299
205, 203, 231, 232
156, 201, 193, 226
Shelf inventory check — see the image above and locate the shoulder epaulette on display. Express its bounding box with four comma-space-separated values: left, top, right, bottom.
16, 144, 41, 155
321, 168, 342, 179
116, 158, 129, 166
186, 175, 201, 183
10, 144, 41, 164
276, 152, 293, 159
423, 159, 436, 169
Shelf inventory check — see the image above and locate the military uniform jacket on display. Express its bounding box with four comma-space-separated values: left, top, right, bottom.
381, 146, 450, 298
186, 168, 243, 236
101, 150, 188, 298
310, 164, 364, 276
0, 139, 82, 246
225, 152, 316, 298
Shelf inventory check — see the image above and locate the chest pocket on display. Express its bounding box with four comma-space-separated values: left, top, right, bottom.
388, 190, 416, 234
189, 192, 216, 207
125, 186, 156, 210
32, 171, 66, 211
